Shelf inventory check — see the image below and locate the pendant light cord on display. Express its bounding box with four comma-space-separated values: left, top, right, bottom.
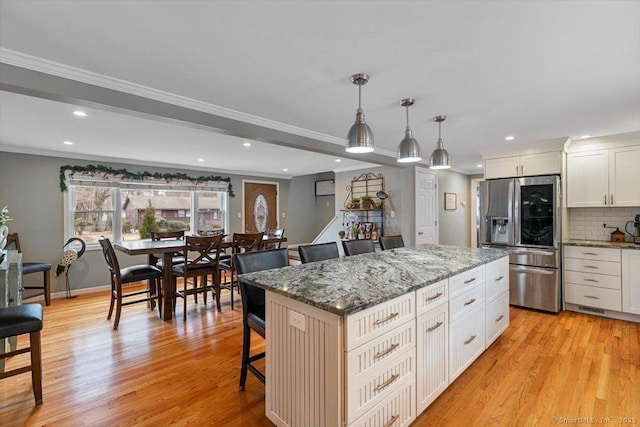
405, 106, 410, 130
358, 84, 362, 110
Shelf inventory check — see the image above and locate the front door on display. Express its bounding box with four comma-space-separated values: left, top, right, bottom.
415, 167, 438, 245
244, 182, 278, 233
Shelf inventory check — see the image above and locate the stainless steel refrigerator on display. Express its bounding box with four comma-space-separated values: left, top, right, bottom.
479, 175, 562, 313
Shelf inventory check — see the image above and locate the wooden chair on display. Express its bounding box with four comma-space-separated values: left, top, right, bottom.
219, 232, 264, 310
298, 242, 340, 264
342, 239, 376, 256
234, 248, 289, 390
0, 304, 44, 405
98, 236, 163, 330
263, 228, 285, 249
149, 230, 186, 268
379, 235, 405, 250
172, 234, 224, 320
5, 233, 51, 306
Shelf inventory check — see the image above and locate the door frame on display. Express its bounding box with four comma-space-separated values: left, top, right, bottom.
470, 177, 484, 248
242, 179, 280, 233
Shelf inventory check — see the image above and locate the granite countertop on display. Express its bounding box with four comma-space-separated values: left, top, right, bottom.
239, 245, 507, 316
564, 240, 640, 250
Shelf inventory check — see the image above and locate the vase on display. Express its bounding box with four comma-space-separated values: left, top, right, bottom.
0, 224, 8, 251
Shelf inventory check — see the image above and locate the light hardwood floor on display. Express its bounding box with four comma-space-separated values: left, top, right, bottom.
1, 289, 638, 426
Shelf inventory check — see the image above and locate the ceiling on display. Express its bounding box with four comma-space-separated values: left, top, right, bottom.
1, 1, 639, 177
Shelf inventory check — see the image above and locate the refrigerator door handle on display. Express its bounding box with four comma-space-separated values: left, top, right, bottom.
510, 265, 556, 275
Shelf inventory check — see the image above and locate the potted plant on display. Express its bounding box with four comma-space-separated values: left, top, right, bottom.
352, 226, 360, 239
361, 195, 373, 209
349, 197, 360, 209
338, 230, 346, 240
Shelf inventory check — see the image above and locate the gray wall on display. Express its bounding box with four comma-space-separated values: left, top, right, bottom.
0, 152, 316, 293
437, 169, 472, 247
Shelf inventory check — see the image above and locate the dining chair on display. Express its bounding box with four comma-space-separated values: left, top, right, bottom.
172, 234, 224, 320
234, 248, 289, 391
219, 232, 264, 310
5, 233, 52, 306
98, 236, 163, 330
298, 242, 340, 264
342, 239, 376, 256
379, 235, 405, 251
149, 230, 186, 268
263, 228, 285, 249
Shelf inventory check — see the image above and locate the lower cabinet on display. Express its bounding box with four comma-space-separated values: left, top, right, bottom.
449, 304, 485, 382
622, 249, 640, 315
416, 301, 448, 413
486, 291, 509, 346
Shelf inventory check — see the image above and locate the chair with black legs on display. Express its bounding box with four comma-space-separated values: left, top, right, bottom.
379, 235, 405, 251
5, 233, 52, 306
172, 234, 224, 320
98, 236, 163, 330
234, 248, 289, 391
219, 232, 264, 310
342, 239, 376, 256
298, 241, 340, 264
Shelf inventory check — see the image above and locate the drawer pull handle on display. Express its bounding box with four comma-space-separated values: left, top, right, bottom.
426, 321, 444, 332
464, 277, 476, 284
583, 265, 599, 269
375, 374, 400, 393
464, 298, 477, 306
495, 314, 504, 322
425, 292, 444, 301
375, 312, 400, 325
495, 275, 504, 281
383, 414, 400, 427
583, 252, 599, 255
464, 335, 477, 345
583, 278, 599, 283
374, 343, 400, 359
584, 295, 600, 300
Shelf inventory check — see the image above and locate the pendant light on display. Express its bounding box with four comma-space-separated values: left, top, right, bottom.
396, 98, 423, 163
429, 115, 451, 169
346, 73, 374, 153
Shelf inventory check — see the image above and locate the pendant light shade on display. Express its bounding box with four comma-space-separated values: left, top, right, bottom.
346, 73, 374, 153
429, 115, 451, 169
397, 98, 422, 163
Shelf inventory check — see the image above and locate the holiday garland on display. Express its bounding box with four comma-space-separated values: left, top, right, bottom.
59, 164, 235, 197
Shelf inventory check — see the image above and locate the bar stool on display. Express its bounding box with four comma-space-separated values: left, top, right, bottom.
5, 233, 52, 306
0, 304, 44, 405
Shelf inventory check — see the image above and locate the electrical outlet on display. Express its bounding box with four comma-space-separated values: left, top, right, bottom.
282, 212, 286, 218
289, 310, 305, 331
238, 212, 242, 218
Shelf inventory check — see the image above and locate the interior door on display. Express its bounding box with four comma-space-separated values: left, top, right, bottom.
244, 182, 278, 233
415, 167, 437, 245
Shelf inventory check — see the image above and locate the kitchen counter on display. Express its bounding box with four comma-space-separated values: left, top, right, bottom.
238, 244, 506, 315
564, 239, 640, 250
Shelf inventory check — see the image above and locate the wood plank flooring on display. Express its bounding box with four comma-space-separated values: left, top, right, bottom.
1, 289, 638, 426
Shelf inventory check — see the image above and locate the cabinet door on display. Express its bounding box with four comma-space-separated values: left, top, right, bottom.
566, 150, 609, 207
485, 256, 509, 302
484, 156, 520, 179
449, 305, 485, 382
486, 291, 509, 347
609, 146, 640, 207
520, 152, 561, 176
622, 250, 640, 315
416, 303, 448, 413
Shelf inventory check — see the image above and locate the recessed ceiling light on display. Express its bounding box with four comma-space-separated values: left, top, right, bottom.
477, 164, 483, 168
580, 135, 591, 139
505, 136, 515, 141
335, 159, 342, 163
73, 110, 87, 117
63, 140, 74, 145
283, 168, 288, 172
243, 142, 251, 147
197, 158, 204, 162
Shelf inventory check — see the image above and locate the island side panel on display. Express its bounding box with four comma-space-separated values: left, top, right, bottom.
266, 291, 344, 427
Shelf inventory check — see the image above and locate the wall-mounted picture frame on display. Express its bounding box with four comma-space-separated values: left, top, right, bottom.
315, 179, 335, 196
444, 192, 457, 210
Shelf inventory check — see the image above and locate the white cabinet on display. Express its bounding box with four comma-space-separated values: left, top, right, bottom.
567, 146, 640, 207
416, 302, 448, 413
564, 246, 622, 311
484, 152, 561, 179
622, 249, 640, 315
485, 257, 509, 347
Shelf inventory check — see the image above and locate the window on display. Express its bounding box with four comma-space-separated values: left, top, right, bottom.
67, 184, 228, 246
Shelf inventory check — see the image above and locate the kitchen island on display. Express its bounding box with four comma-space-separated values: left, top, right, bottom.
240, 245, 509, 427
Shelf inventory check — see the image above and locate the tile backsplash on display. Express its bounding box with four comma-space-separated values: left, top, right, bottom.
568, 207, 640, 242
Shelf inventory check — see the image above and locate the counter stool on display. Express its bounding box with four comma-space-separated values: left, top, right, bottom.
0, 304, 44, 405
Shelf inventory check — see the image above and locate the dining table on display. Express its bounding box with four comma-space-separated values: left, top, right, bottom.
113, 235, 287, 321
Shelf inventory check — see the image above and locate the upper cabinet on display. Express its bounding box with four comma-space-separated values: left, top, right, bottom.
567, 145, 640, 207
484, 152, 561, 179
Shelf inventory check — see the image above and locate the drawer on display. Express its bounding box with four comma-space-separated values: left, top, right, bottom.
348, 377, 416, 427
564, 258, 621, 276
565, 283, 622, 311
347, 319, 415, 381
486, 291, 509, 347
564, 246, 621, 262
416, 279, 448, 315
485, 257, 509, 302
449, 305, 485, 382
346, 293, 415, 351
564, 270, 621, 290
450, 265, 485, 297
346, 349, 415, 425
449, 284, 485, 322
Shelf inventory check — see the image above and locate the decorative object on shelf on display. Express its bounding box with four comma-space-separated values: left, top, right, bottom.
397, 98, 423, 163
342, 173, 387, 240
56, 237, 86, 299
376, 190, 389, 200
315, 179, 335, 196
346, 73, 374, 154
444, 192, 457, 210
429, 115, 451, 169
338, 230, 346, 239
0, 206, 12, 251
361, 195, 374, 209
348, 198, 360, 209
59, 164, 235, 197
